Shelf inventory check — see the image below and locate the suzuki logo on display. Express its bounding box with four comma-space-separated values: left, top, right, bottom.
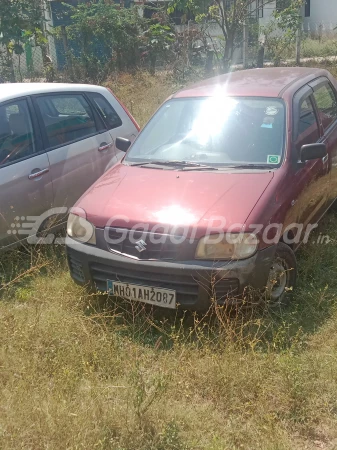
135, 239, 147, 253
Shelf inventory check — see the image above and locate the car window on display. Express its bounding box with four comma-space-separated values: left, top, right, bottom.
295, 96, 319, 151
313, 83, 337, 131
88, 93, 122, 130
0, 99, 36, 167
51, 96, 89, 116
35, 94, 97, 148
125, 97, 286, 167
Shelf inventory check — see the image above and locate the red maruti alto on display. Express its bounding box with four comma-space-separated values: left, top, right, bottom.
66, 68, 337, 310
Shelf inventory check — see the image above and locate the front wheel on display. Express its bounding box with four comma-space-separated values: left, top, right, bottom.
266, 242, 297, 306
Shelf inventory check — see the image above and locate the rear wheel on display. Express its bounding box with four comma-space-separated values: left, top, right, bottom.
266, 242, 297, 306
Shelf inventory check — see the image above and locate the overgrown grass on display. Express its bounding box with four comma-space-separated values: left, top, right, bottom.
302, 37, 337, 59
2, 70, 337, 449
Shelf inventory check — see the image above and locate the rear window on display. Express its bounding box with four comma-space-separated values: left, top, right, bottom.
125, 97, 285, 168
88, 93, 122, 130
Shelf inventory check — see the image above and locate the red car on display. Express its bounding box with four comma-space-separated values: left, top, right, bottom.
66, 68, 337, 310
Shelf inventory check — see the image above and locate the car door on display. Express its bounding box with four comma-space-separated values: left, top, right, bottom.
309, 77, 337, 207
86, 91, 138, 172
287, 85, 329, 231
32, 92, 114, 210
0, 97, 53, 249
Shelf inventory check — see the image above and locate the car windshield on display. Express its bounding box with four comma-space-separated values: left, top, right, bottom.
124, 96, 286, 168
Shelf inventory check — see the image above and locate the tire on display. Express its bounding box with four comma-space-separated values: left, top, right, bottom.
265, 242, 297, 307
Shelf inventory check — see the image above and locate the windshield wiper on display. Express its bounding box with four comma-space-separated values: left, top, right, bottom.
225, 164, 276, 170
128, 160, 218, 170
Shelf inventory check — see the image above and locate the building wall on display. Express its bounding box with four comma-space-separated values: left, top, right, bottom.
257, 0, 337, 34
303, 0, 337, 33
258, 0, 277, 28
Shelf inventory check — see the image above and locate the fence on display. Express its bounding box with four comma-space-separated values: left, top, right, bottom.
0, 15, 336, 83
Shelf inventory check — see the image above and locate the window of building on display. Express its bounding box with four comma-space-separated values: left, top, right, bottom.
276, 0, 291, 12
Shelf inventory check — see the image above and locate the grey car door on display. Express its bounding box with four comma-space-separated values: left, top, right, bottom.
32, 92, 115, 210
86, 91, 137, 171
0, 97, 53, 249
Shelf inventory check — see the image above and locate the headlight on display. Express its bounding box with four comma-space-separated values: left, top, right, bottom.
67, 213, 96, 245
195, 233, 258, 260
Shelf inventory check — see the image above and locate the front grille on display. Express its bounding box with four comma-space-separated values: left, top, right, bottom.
212, 278, 240, 303
68, 255, 85, 283
106, 228, 192, 261
90, 262, 200, 305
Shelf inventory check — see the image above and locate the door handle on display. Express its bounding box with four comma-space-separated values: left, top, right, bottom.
28, 168, 49, 180
98, 142, 113, 152
322, 155, 329, 164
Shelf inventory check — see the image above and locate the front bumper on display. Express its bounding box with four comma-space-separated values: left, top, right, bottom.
66, 237, 277, 311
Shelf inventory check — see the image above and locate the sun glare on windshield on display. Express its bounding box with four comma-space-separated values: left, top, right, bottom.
125, 96, 285, 168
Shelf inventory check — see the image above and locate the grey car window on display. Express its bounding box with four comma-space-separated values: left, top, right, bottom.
88, 93, 122, 130
35, 94, 97, 148
0, 99, 36, 167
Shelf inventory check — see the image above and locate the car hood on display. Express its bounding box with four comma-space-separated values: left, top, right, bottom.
77, 164, 274, 236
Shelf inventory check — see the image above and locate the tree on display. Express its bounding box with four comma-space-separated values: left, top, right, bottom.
0, 0, 46, 81
140, 11, 176, 74
168, 0, 287, 72
61, 0, 145, 81
262, 0, 303, 66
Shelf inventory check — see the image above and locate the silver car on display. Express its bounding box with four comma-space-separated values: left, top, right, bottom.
0, 83, 139, 250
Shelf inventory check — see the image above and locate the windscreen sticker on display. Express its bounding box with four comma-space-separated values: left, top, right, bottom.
265, 106, 279, 116
268, 155, 281, 165
261, 117, 274, 128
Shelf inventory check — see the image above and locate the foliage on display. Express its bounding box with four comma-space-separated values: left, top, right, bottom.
262, 0, 303, 65
61, 0, 143, 81
61, 1, 175, 81
0, 0, 45, 49
140, 11, 176, 74
168, 0, 304, 72
0, 0, 47, 80
168, 0, 277, 72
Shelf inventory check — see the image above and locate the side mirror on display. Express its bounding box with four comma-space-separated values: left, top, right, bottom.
300, 143, 327, 163
116, 137, 131, 152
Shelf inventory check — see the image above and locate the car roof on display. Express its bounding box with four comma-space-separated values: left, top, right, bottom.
0, 83, 108, 103
173, 67, 329, 99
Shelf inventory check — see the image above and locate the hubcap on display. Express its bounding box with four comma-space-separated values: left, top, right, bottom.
267, 257, 288, 302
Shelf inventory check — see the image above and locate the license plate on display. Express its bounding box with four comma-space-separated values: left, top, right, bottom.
107, 280, 176, 309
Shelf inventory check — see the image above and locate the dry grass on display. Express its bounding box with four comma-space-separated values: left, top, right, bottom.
2, 69, 337, 449
105, 71, 186, 128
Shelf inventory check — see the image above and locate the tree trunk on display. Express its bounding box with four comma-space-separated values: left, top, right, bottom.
6, 47, 15, 83
149, 52, 156, 75
257, 45, 265, 68
222, 37, 233, 73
